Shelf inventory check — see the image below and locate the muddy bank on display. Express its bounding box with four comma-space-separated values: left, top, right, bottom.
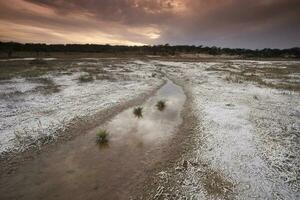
0, 79, 192, 200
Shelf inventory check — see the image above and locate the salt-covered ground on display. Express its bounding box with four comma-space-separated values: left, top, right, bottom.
1, 58, 299, 199
0, 58, 162, 154
148, 60, 300, 199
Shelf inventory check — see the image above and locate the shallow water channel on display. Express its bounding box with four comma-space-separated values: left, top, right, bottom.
0, 80, 186, 200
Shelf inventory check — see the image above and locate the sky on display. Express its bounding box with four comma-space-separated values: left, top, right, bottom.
0, 0, 299, 49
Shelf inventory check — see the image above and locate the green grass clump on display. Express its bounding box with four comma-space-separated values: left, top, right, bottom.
156, 100, 166, 111
96, 129, 109, 144
133, 107, 143, 118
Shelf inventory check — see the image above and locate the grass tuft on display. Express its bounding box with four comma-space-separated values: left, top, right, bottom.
156, 100, 166, 111
133, 107, 143, 118
78, 74, 94, 83
96, 129, 109, 144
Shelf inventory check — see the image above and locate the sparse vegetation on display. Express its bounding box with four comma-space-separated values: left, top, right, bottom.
156, 100, 166, 111
221, 66, 300, 91
0, 64, 48, 80
31, 77, 61, 95
133, 107, 143, 118
202, 170, 234, 199
78, 74, 94, 83
96, 129, 109, 144
13, 127, 55, 152
96, 74, 115, 81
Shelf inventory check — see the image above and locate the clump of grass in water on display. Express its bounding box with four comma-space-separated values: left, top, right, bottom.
96, 129, 109, 144
133, 107, 143, 118
156, 100, 166, 111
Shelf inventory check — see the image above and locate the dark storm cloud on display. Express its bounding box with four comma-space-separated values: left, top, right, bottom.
0, 0, 299, 48
157, 0, 300, 48
26, 0, 177, 24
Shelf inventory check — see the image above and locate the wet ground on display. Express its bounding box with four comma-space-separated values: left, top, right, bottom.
0, 58, 299, 200
0, 58, 162, 153
0, 80, 187, 200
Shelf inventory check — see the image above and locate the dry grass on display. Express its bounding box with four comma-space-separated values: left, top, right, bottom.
78, 74, 94, 83
202, 170, 234, 199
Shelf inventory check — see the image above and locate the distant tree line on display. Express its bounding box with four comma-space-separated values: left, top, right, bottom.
0, 42, 299, 58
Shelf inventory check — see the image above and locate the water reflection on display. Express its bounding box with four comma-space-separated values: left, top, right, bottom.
104, 80, 186, 145
97, 142, 110, 150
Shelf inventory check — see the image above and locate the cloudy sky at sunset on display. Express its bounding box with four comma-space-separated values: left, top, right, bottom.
0, 0, 299, 49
